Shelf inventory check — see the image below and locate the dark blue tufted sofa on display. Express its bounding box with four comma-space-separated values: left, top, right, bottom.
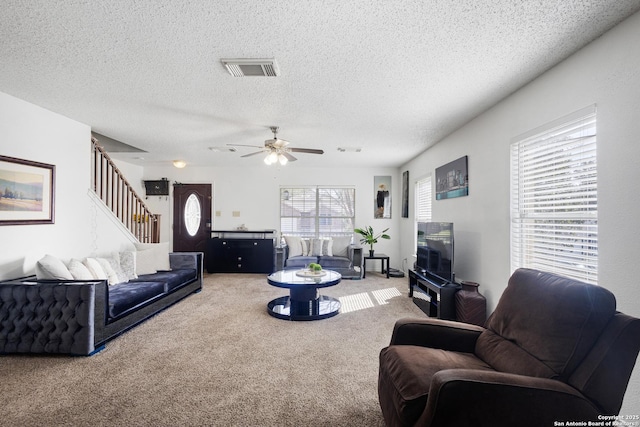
0, 252, 203, 356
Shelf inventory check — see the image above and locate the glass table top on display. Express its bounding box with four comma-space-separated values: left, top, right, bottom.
267, 269, 342, 288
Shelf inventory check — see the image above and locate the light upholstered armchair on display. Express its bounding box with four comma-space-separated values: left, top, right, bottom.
378, 268, 640, 427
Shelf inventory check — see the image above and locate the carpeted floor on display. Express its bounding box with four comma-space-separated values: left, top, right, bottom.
1, 273, 424, 427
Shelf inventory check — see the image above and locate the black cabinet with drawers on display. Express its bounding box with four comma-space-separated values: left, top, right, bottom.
206, 230, 276, 274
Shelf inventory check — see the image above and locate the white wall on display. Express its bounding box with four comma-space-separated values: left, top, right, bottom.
141, 164, 403, 268
400, 11, 640, 414
0, 90, 406, 274
0, 92, 139, 280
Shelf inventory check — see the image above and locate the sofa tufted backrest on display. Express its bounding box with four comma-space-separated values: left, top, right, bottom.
476, 268, 616, 380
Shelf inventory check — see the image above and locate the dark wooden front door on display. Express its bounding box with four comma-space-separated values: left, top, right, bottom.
173, 183, 212, 252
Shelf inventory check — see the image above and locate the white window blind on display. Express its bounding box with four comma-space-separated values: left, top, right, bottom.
280, 186, 355, 238
510, 105, 597, 284
415, 175, 432, 223
415, 175, 432, 250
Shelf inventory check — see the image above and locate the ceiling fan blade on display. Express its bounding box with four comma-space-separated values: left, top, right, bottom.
241, 150, 266, 158
282, 152, 297, 162
227, 143, 264, 148
289, 148, 324, 155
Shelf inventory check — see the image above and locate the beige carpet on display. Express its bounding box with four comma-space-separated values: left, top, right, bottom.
1, 273, 424, 427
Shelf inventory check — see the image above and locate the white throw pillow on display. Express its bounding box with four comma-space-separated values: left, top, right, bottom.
106, 253, 129, 284
301, 238, 310, 256
321, 238, 332, 256
83, 258, 108, 280
97, 257, 121, 286
67, 259, 94, 280
331, 236, 352, 258
35, 254, 74, 280
135, 248, 158, 276
283, 236, 303, 259
119, 251, 138, 280
310, 238, 324, 256
134, 242, 170, 271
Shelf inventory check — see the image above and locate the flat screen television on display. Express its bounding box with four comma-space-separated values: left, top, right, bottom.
416, 222, 454, 283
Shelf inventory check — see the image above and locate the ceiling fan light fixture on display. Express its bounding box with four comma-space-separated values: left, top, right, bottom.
230, 126, 323, 164
264, 151, 279, 165
173, 160, 187, 168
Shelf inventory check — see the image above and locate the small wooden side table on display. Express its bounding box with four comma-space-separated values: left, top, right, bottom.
363, 253, 390, 278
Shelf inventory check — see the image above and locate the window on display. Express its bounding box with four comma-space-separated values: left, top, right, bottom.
280, 186, 355, 238
510, 105, 597, 284
183, 193, 201, 237
415, 175, 432, 248
415, 175, 432, 223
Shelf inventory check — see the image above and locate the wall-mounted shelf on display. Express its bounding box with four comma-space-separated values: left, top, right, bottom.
143, 178, 170, 196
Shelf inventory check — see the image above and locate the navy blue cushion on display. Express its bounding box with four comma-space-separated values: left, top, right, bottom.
108, 281, 166, 319
131, 269, 197, 292
318, 256, 351, 268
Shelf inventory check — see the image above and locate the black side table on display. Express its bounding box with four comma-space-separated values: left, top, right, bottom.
363, 253, 390, 278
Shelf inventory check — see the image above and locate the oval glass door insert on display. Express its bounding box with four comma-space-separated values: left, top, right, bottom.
184, 193, 202, 237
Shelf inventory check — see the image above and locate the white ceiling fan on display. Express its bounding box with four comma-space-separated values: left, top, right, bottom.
228, 126, 324, 165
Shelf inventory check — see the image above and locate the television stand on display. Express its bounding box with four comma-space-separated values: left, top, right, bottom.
408, 269, 460, 320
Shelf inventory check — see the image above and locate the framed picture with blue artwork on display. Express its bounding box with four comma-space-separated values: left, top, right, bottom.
435, 156, 468, 200
0, 155, 55, 225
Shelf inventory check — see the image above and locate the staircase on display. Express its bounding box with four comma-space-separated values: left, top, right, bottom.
91, 137, 160, 243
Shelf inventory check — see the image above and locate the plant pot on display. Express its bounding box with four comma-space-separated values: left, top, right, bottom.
369, 250, 375, 257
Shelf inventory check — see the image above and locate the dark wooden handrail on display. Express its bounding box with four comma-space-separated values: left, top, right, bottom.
91, 137, 160, 243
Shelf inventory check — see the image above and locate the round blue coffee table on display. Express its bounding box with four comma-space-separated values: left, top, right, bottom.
267, 269, 342, 321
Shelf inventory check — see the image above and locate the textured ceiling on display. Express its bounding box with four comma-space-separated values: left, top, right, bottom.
2, 1, 640, 168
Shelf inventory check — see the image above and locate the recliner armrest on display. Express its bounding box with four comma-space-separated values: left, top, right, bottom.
390, 318, 484, 353
422, 369, 601, 427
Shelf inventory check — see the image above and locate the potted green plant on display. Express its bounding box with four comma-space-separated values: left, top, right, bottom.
354, 226, 390, 257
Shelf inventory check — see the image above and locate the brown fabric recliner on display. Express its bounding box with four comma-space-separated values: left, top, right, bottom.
378, 268, 640, 427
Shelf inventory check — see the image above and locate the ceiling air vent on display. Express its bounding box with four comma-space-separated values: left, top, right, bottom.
221, 58, 279, 77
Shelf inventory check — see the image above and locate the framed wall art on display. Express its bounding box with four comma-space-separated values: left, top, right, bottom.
435, 156, 468, 200
401, 170, 409, 218
374, 175, 391, 219
0, 155, 55, 225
